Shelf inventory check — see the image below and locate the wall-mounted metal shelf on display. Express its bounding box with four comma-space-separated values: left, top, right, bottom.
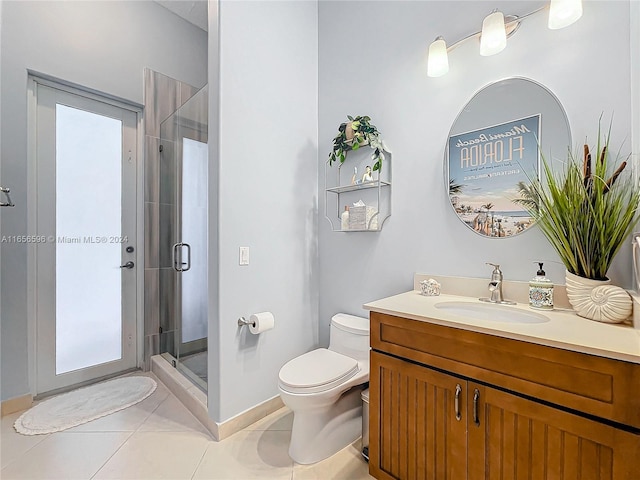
324, 151, 392, 232
325, 180, 391, 195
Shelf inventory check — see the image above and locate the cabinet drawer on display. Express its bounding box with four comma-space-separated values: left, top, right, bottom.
371, 312, 640, 429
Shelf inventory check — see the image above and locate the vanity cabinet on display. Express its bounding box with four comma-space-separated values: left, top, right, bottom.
369, 312, 640, 480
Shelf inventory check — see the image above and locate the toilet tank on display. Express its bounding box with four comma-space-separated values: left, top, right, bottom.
329, 313, 370, 362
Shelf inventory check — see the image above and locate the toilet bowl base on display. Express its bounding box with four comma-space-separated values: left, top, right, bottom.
287, 386, 365, 464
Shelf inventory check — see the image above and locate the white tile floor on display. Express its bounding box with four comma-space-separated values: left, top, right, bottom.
1, 374, 373, 480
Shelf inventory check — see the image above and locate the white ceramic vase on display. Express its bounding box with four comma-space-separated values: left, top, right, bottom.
565, 271, 632, 324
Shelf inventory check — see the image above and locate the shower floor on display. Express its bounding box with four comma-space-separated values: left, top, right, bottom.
180, 351, 208, 384
159, 351, 207, 393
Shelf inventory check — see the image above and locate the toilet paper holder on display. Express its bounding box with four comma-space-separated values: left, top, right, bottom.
237, 317, 255, 327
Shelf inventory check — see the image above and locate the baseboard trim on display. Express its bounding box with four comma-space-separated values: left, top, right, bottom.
217, 395, 284, 440
1, 394, 33, 417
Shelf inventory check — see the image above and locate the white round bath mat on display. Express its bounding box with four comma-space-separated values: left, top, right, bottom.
14, 376, 157, 435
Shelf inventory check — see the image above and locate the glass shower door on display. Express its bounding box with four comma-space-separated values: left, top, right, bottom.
159, 85, 208, 391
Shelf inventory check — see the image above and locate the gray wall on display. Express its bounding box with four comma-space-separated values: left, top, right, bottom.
211, 0, 319, 422
318, 1, 635, 346
0, 0, 207, 401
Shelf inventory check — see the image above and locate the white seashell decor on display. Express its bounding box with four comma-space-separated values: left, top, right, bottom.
565, 271, 632, 323
420, 278, 441, 296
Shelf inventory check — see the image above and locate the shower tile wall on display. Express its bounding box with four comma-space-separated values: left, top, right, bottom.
144, 68, 199, 368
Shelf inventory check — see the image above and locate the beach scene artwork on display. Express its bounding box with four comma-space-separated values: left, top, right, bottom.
448, 115, 540, 238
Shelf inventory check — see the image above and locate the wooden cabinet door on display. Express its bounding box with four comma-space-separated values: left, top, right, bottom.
370, 351, 467, 480
467, 383, 640, 480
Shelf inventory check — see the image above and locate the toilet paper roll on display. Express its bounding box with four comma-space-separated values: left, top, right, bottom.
249, 312, 275, 334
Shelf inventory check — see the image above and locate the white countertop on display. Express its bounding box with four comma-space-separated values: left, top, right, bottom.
364, 290, 640, 364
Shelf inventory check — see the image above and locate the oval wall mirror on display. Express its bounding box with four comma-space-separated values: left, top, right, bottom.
445, 77, 570, 238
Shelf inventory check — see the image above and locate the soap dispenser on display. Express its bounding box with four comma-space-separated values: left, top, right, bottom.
341, 206, 350, 230
529, 262, 554, 310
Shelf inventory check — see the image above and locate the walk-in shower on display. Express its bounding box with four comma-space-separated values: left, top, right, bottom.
158, 85, 208, 392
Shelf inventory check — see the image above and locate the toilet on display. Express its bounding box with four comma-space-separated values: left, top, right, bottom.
278, 313, 370, 464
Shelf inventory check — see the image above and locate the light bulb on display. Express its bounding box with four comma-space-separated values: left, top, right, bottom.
548, 0, 583, 29
427, 37, 449, 77
480, 10, 507, 56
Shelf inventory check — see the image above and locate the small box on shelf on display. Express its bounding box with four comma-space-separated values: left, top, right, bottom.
349, 205, 378, 230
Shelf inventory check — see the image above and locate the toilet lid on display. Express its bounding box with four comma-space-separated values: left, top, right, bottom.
278, 348, 359, 394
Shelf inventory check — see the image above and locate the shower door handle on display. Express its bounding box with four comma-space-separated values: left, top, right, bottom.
181, 243, 191, 272
172, 242, 191, 272
172, 243, 183, 271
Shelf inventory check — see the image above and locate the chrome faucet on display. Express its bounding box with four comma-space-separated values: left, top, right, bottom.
480, 263, 516, 305
488, 262, 504, 302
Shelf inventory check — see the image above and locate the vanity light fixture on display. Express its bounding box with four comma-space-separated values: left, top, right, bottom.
479, 10, 507, 56
427, 0, 583, 77
548, 0, 583, 29
427, 36, 449, 77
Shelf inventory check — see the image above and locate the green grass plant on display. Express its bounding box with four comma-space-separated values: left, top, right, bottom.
519, 123, 640, 280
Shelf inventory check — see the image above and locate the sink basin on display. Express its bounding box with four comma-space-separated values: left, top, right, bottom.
434, 301, 550, 324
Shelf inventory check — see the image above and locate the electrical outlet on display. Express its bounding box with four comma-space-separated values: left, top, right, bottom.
239, 246, 250, 266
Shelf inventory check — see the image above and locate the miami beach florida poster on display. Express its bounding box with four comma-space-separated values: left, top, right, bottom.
448, 115, 540, 238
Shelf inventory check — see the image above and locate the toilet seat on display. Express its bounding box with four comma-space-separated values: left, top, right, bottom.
278, 348, 359, 394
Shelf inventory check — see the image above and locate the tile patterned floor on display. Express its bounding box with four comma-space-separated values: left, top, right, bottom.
0, 374, 373, 479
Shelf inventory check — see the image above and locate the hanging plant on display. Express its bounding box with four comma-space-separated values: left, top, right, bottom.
328, 115, 387, 172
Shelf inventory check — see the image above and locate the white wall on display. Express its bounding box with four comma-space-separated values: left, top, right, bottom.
318, 1, 635, 345
213, 0, 318, 422
0, 0, 207, 401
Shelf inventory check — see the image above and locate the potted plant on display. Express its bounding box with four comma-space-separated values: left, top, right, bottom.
518, 121, 640, 322
328, 115, 387, 174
